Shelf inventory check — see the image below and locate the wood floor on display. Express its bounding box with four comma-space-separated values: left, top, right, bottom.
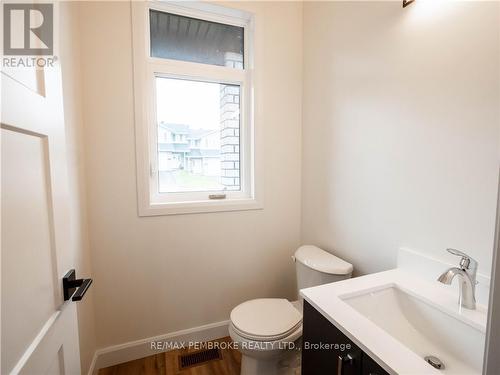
98, 337, 241, 375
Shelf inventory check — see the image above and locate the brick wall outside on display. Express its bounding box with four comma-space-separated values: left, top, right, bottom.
219, 52, 242, 190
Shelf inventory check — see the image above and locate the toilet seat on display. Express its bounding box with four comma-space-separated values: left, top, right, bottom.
230, 299, 302, 342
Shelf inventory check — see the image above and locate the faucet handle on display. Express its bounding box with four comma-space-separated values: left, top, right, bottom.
446, 248, 477, 270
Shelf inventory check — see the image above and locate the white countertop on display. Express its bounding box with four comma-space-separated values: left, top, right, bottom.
300, 269, 488, 375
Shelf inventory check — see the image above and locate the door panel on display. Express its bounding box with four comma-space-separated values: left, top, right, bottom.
46, 349, 65, 375
1, 2, 81, 372
1, 128, 59, 374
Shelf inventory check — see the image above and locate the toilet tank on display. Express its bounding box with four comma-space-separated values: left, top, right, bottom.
294, 245, 353, 294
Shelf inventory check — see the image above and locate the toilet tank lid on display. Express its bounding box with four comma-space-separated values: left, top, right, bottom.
294, 245, 353, 275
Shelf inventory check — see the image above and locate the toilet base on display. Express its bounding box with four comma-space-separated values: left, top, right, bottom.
240, 347, 301, 375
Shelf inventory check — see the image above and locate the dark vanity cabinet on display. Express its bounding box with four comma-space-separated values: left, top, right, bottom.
301, 301, 389, 375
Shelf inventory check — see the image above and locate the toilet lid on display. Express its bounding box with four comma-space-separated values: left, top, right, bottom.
294, 245, 353, 275
230, 299, 302, 341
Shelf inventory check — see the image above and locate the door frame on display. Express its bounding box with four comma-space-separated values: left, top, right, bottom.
484, 167, 500, 374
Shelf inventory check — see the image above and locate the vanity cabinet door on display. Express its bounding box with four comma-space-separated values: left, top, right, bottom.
362, 353, 389, 375
302, 301, 362, 375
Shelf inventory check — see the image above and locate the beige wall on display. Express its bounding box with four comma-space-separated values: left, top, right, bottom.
59, 2, 97, 373
302, 1, 500, 277
66, 0, 499, 362
78, 1, 302, 348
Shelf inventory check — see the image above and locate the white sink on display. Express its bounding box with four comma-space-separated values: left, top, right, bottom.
342, 286, 485, 374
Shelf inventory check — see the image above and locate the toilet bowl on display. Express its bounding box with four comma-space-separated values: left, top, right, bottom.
229, 245, 353, 375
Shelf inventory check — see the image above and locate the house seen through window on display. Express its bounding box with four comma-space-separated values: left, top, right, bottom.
156, 77, 241, 193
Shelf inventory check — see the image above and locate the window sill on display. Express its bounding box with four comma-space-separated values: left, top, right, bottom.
138, 198, 263, 216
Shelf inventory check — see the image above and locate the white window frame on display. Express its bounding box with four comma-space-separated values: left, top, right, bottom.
132, 1, 261, 216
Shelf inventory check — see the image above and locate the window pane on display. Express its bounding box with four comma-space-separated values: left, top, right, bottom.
150, 10, 244, 69
156, 77, 241, 193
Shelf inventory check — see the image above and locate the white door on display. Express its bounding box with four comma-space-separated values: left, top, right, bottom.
1, 23, 82, 375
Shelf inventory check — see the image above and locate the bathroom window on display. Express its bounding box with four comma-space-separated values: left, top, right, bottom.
132, 2, 259, 216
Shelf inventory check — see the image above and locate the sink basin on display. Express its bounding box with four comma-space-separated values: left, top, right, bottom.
342, 286, 485, 374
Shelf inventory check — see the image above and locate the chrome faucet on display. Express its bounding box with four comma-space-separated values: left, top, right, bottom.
437, 248, 477, 310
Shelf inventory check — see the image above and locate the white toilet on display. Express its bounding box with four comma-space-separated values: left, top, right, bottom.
229, 245, 353, 375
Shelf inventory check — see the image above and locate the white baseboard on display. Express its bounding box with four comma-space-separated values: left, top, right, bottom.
87, 352, 98, 375
87, 320, 230, 375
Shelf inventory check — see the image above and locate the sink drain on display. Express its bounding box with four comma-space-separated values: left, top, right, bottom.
425, 355, 445, 370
